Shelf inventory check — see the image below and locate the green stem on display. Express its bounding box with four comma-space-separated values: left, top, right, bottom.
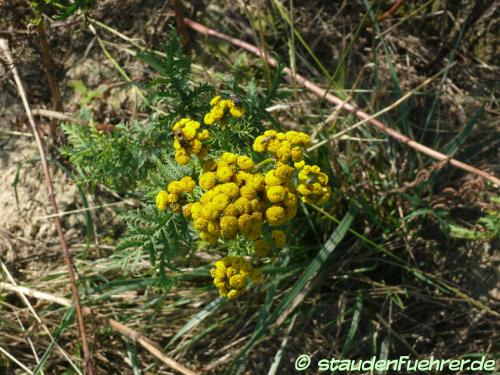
254, 157, 274, 169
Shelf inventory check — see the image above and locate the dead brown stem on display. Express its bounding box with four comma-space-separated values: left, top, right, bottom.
0, 39, 94, 375
173, 0, 190, 52
32, 108, 116, 132
0, 282, 199, 375
377, 0, 405, 22
37, 19, 64, 142
182, 17, 500, 187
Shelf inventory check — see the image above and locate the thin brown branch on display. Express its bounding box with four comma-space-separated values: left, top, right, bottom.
37, 19, 64, 142
377, 0, 405, 22
182, 17, 500, 187
172, 0, 190, 52
0, 282, 199, 375
0, 39, 94, 375
32, 108, 116, 132
0, 261, 83, 373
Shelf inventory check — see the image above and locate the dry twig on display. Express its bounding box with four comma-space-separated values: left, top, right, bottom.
0, 38, 94, 375
37, 19, 64, 142
32, 108, 116, 132
182, 17, 499, 186
377, 0, 405, 22
0, 282, 199, 375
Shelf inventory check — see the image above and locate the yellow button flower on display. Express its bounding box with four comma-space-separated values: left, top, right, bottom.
199, 172, 217, 190
266, 205, 286, 226
265, 170, 282, 186
210, 95, 222, 106
179, 176, 196, 192
229, 274, 246, 289
271, 230, 286, 249
155, 191, 169, 211
216, 166, 234, 183
221, 152, 238, 164
223, 203, 239, 217
175, 149, 190, 165
240, 185, 257, 200
254, 239, 272, 257
237, 156, 254, 171
266, 186, 287, 203
234, 197, 251, 215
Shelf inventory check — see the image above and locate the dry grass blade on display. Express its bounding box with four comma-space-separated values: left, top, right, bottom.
182, 17, 500, 186
32, 107, 116, 132
0, 282, 199, 375
377, 0, 405, 21
0, 262, 82, 374
0, 345, 33, 374
0, 38, 94, 375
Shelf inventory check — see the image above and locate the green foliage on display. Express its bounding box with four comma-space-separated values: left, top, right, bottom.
30, 0, 96, 23
60, 122, 151, 192
68, 80, 106, 108
450, 196, 500, 241
138, 30, 214, 121
62, 30, 286, 285
61, 32, 200, 192
115, 205, 192, 287
208, 59, 288, 155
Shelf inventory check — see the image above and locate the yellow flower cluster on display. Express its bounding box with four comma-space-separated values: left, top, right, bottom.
253, 130, 311, 168
173, 118, 210, 165
161, 96, 334, 299
210, 256, 263, 299
262, 163, 299, 227
253, 229, 286, 257
297, 165, 331, 204
204, 95, 244, 126
189, 152, 266, 244
156, 176, 196, 213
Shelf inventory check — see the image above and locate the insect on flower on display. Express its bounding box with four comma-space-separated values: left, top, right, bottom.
175, 129, 191, 148
229, 93, 242, 107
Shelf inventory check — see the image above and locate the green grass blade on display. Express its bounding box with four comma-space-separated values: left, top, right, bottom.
33, 307, 76, 375
267, 313, 297, 375
340, 292, 363, 357
442, 106, 484, 156
165, 297, 224, 350
232, 208, 355, 372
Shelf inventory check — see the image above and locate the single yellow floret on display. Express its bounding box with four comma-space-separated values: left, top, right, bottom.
212, 194, 230, 211
199, 172, 217, 190
194, 217, 208, 231
156, 191, 169, 211
210, 95, 222, 106
253, 135, 268, 153
240, 185, 257, 200
216, 166, 234, 183
266, 205, 286, 226
182, 203, 192, 218
223, 203, 239, 217
236, 156, 254, 171
221, 152, 238, 164
167, 181, 182, 194
227, 289, 240, 299
229, 274, 246, 289
204, 113, 215, 125
175, 149, 190, 165
254, 239, 272, 257
266, 185, 287, 203
271, 230, 286, 249
230, 106, 244, 118
220, 182, 240, 199
234, 197, 251, 215
179, 176, 196, 192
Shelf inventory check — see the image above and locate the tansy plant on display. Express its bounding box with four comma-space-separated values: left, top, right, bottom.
62, 31, 331, 297
155, 94, 331, 299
